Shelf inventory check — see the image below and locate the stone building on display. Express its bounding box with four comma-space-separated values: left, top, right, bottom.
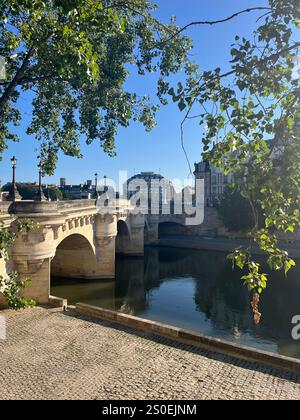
59, 178, 101, 200
125, 172, 175, 214
194, 136, 290, 207
194, 160, 232, 206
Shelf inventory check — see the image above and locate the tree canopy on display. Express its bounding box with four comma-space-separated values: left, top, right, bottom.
2, 182, 63, 200
0, 0, 192, 174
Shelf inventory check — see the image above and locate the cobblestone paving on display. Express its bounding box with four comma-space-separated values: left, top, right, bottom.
0, 307, 299, 400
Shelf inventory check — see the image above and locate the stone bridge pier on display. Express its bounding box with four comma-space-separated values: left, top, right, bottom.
116, 213, 145, 256
144, 215, 159, 245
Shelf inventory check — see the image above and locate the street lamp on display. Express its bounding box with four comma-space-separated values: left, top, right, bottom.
95, 173, 99, 198
104, 175, 107, 192
7, 156, 22, 201
35, 161, 47, 202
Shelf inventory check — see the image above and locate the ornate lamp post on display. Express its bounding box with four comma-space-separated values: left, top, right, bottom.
7, 156, 22, 201
35, 162, 47, 202
104, 175, 107, 192
95, 173, 99, 198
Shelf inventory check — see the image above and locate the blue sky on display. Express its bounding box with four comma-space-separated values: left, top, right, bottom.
0, 0, 269, 187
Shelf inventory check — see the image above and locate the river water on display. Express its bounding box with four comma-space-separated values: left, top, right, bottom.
51, 246, 300, 359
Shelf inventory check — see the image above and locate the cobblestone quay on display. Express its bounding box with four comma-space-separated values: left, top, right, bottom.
0, 307, 299, 400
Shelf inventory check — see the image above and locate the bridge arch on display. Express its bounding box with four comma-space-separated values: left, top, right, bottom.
51, 233, 98, 279
55, 230, 95, 251
158, 221, 187, 239
116, 220, 132, 255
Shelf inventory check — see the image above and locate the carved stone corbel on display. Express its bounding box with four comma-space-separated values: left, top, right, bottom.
14, 258, 45, 275
52, 226, 60, 240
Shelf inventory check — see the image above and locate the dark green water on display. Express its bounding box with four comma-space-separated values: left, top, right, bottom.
51, 246, 300, 359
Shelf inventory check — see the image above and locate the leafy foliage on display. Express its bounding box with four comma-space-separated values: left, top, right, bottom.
217, 186, 256, 232
0, 0, 192, 174
0, 272, 35, 310
2, 182, 63, 201
48, 187, 63, 201
0, 218, 37, 310
169, 0, 300, 317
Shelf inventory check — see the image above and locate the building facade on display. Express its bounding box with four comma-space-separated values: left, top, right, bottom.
125, 172, 175, 214
59, 178, 100, 200
194, 160, 232, 206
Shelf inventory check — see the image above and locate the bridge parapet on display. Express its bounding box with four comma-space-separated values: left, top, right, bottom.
0, 202, 14, 228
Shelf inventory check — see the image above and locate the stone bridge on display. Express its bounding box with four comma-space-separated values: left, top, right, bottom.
0, 200, 147, 304
0, 200, 200, 306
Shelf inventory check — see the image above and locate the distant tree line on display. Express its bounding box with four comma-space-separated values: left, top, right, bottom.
2, 183, 62, 201
216, 187, 264, 233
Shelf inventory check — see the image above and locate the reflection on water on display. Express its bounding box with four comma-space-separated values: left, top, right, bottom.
51, 247, 300, 359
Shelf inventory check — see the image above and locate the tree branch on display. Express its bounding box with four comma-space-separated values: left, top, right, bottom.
103, 1, 176, 37
0, 48, 34, 112
165, 7, 272, 42
179, 40, 300, 176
